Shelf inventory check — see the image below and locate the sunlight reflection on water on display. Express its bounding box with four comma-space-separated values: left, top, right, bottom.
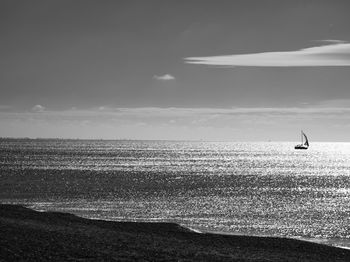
1, 139, 350, 247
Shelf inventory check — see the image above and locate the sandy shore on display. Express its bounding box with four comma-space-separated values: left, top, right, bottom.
1, 204, 349, 261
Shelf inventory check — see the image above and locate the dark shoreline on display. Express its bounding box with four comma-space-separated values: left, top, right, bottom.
1, 204, 350, 261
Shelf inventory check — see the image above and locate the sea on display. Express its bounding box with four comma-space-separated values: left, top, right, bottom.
1, 139, 350, 249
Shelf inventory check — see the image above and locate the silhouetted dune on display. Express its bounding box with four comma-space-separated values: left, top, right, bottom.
1, 204, 349, 261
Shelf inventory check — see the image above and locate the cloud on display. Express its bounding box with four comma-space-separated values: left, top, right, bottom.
112, 107, 350, 117
31, 105, 45, 112
185, 42, 350, 67
2, 106, 350, 140
312, 99, 350, 108
4, 106, 350, 121
153, 74, 175, 81
318, 39, 346, 44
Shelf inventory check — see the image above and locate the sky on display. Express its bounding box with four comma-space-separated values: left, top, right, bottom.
1, 0, 350, 141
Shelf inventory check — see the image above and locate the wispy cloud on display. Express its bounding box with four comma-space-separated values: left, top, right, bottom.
317, 39, 346, 44
153, 74, 175, 80
4, 106, 350, 122
312, 99, 350, 108
185, 42, 350, 67
2, 106, 350, 140
31, 104, 45, 112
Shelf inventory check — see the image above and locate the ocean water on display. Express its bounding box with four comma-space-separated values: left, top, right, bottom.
1, 139, 350, 248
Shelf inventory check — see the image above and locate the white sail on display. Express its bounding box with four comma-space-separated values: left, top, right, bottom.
302, 131, 309, 147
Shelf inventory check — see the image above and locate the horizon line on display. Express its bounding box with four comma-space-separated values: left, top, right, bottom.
0, 136, 349, 143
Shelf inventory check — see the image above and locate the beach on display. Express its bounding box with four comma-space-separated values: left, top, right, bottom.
1, 204, 350, 261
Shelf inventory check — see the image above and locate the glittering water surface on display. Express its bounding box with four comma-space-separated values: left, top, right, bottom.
1, 139, 350, 247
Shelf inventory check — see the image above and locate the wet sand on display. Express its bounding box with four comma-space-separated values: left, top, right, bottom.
1, 204, 349, 261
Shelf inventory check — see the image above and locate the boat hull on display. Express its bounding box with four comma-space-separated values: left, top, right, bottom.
294, 145, 308, 150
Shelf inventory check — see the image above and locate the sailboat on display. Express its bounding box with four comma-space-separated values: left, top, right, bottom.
294, 130, 309, 150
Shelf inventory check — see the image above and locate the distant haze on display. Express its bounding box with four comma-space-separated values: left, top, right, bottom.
1, 0, 350, 141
